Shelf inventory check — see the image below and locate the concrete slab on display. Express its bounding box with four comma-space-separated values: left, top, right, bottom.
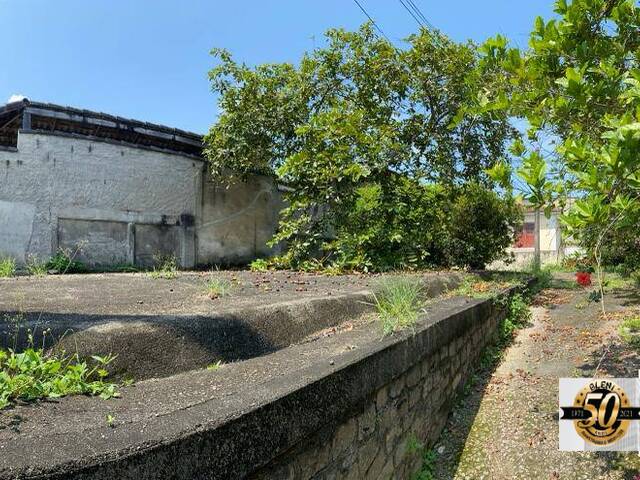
0, 271, 463, 380
0, 292, 496, 480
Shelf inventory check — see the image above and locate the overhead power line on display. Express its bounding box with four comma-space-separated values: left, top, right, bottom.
405, 0, 437, 30
351, 0, 391, 42
398, 0, 425, 28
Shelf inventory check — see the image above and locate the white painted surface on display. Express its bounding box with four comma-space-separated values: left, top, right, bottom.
0, 199, 35, 263
0, 132, 201, 265
0, 131, 282, 267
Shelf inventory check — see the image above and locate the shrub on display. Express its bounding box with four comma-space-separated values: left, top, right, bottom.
373, 276, 425, 336
323, 180, 451, 272
0, 349, 118, 410
46, 250, 87, 274
597, 230, 640, 277
149, 254, 178, 279
26, 254, 47, 276
266, 179, 521, 273
447, 183, 522, 269
0, 257, 16, 278
576, 271, 592, 287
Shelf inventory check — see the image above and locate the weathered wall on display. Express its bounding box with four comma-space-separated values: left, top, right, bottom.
197, 172, 284, 266
0, 131, 283, 268
0, 198, 35, 264
0, 131, 201, 266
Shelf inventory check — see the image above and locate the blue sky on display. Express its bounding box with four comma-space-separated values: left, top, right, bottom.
0, 1, 554, 134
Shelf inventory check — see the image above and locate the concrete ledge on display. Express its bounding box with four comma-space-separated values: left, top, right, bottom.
2, 274, 462, 380
0, 280, 527, 480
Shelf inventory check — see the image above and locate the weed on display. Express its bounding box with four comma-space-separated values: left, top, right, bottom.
205, 278, 232, 299
373, 276, 424, 336
412, 448, 437, 480
249, 258, 270, 272
106, 414, 116, 427
107, 264, 140, 273
0, 257, 16, 278
544, 262, 572, 273
619, 317, 640, 349
479, 293, 531, 370
149, 254, 178, 279
3, 312, 26, 351
406, 433, 424, 454
588, 289, 603, 303
0, 349, 118, 410
207, 360, 223, 371
452, 275, 516, 300
602, 274, 635, 292
25, 254, 47, 276
524, 262, 553, 291
46, 249, 87, 274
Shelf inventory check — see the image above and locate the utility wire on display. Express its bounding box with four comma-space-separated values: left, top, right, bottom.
351, 0, 392, 42
398, 0, 425, 28
405, 0, 437, 30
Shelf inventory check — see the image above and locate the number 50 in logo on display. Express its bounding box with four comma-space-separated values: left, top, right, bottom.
573, 381, 630, 446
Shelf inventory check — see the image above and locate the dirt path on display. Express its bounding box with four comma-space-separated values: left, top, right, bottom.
434, 283, 640, 480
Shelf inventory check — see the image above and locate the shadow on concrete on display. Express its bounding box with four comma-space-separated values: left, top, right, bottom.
0, 310, 281, 381
614, 289, 640, 307
577, 342, 640, 378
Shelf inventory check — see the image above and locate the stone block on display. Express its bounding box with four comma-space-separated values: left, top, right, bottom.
406, 365, 421, 388
375, 385, 389, 412
332, 418, 357, 456
359, 403, 377, 440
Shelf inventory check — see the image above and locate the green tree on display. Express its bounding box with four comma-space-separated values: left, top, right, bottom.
483, 0, 640, 307
205, 24, 520, 271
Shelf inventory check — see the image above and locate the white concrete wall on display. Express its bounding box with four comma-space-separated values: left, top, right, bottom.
500, 211, 565, 269
0, 131, 284, 268
197, 172, 284, 266
0, 131, 202, 266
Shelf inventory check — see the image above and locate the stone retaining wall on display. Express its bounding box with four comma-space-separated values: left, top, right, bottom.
249, 296, 508, 480
0, 286, 521, 480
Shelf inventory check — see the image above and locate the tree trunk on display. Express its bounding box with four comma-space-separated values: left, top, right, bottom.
534, 207, 541, 271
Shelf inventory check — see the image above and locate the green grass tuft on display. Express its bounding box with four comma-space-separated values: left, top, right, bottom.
0, 257, 16, 278
619, 317, 640, 348
205, 278, 232, 299
373, 276, 424, 336
25, 255, 47, 276
207, 360, 223, 371
249, 258, 270, 272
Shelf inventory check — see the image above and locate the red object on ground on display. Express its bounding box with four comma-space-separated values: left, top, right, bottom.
576, 271, 592, 286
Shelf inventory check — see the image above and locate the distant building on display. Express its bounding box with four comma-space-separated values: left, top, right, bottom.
0, 99, 283, 268
507, 203, 579, 267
